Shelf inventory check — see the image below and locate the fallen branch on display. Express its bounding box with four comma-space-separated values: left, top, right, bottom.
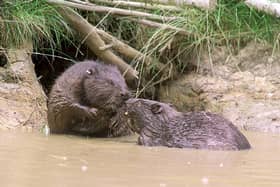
47, 0, 177, 22
90, 0, 183, 12
96, 28, 153, 66
55, 6, 138, 81
245, 0, 280, 17
132, 0, 217, 10
131, 18, 190, 36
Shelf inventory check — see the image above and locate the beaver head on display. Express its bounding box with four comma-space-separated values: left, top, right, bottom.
82, 63, 131, 112
124, 98, 181, 133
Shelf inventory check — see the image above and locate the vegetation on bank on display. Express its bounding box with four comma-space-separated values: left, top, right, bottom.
1, 0, 280, 94
1, 0, 280, 58
135, 0, 280, 68
0, 0, 72, 49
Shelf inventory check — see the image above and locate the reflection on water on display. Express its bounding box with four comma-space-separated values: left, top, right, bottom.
0, 130, 280, 187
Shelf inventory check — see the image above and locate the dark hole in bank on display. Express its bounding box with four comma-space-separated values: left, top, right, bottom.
0, 52, 8, 67
32, 42, 96, 94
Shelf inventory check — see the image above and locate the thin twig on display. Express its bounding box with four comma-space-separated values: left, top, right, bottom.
96, 28, 154, 66
91, 0, 183, 12
127, 0, 217, 10
47, 0, 178, 22
131, 18, 190, 36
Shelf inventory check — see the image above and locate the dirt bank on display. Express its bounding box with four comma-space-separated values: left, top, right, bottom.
0, 43, 47, 131
160, 42, 280, 133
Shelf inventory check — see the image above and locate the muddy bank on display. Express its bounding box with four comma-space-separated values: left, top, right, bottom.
0, 43, 47, 130
160, 42, 280, 133
1, 42, 279, 134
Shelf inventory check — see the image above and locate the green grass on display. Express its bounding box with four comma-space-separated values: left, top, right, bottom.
109, 0, 280, 96
1, 0, 279, 97
137, 0, 280, 61
1, 0, 279, 58
81, 0, 280, 96
137, 0, 280, 65
0, 0, 72, 49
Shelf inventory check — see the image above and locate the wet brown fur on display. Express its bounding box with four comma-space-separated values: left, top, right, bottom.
47, 60, 131, 136
122, 98, 251, 151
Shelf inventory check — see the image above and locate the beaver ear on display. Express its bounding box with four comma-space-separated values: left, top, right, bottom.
151, 103, 162, 114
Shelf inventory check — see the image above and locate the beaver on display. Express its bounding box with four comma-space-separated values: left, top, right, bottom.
122, 98, 251, 150
70, 108, 133, 137
47, 60, 131, 135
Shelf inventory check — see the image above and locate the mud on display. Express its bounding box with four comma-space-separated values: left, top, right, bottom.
160, 42, 280, 133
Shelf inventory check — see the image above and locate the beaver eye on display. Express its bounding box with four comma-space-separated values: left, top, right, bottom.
151, 103, 162, 114
86, 69, 93, 75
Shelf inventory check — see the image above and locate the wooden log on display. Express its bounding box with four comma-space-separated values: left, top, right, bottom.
47, 0, 177, 22
55, 6, 138, 81
96, 28, 154, 66
90, 0, 183, 12
245, 0, 280, 18
132, 0, 217, 10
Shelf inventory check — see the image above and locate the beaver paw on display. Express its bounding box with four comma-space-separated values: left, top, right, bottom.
87, 107, 98, 118
72, 103, 97, 118
82, 107, 98, 119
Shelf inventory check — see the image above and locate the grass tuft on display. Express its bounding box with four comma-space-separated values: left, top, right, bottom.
137, 0, 280, 62
1, 0, 279, 97
0, 0, 73, 49
108, 0, 280, 96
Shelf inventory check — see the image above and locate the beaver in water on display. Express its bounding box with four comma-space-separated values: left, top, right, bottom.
122, 98, 251, 150
47, 60, 131, 136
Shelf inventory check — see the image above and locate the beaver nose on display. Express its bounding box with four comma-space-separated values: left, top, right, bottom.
120, 91, 131, 100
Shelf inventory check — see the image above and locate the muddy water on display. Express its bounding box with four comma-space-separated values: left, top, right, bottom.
0, 131, 280, 187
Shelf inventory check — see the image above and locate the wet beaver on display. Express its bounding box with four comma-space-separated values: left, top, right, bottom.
122, 98, 251, 150
47, 60, 131, 135
71, 110, 133, 137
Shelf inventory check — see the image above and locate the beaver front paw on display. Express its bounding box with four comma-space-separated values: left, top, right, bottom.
87, 107, 98, 118
71, 103, 98, 118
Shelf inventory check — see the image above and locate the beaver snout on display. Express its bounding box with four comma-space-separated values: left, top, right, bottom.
120, 91, 131, 101
125, 98, 138, 105
110, 91, 131, 110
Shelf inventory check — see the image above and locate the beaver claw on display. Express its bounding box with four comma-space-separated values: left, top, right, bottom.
72, 103, 98, 118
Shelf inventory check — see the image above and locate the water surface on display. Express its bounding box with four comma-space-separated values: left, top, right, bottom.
0, 131, 279, 187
